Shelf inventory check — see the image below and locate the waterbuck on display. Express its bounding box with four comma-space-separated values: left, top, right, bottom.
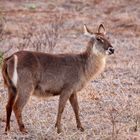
2, 24, 114, 134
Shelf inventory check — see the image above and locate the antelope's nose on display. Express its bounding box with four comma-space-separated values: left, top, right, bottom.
108, 47, 114, 54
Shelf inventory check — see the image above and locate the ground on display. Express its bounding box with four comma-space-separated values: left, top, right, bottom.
0, 0, 140, 140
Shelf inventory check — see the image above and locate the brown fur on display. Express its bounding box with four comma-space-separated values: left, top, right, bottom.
2, 24, 114, 133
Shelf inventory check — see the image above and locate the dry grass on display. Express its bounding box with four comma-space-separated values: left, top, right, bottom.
0, 0, 140, 139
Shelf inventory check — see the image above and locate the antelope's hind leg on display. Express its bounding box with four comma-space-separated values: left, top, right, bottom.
13, 85, 33, 133
5, 87, 17, 132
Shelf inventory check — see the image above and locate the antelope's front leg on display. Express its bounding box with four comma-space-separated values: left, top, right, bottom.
69, 93, 84, 131
55, 89, 72, 133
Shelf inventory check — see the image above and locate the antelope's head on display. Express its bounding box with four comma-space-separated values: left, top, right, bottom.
84, 24, 114, 57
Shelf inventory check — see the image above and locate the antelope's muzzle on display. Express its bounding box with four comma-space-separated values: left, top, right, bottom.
108, 47, 114, 55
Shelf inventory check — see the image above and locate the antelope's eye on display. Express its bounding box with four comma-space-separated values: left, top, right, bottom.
97, 38, 100, 41
97, 37, 104, 43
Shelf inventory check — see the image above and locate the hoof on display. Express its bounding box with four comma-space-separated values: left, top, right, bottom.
21, 129, 28, 134
55, 123, 62, 134
57, 128, 62, 134
5, 126, 10, 132
78, 126, 84, 132
20, 126, 28, 134
4, 131, 8, 135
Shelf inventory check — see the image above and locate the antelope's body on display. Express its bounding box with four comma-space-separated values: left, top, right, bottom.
2, 24, 114, 133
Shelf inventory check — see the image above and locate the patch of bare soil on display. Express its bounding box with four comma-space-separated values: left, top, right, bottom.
0, 0, 140, 139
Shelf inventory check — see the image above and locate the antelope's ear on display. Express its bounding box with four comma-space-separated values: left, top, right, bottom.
84, 24, 93, 37
98, 24, 106, 35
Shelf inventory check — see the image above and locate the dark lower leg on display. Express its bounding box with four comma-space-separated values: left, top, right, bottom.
13, 106, 27, 133
5, 93, 16, 132
55, 106, 64, 133
5, 104, 12, 132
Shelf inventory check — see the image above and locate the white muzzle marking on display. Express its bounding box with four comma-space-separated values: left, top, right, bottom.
12, 55, 18, 86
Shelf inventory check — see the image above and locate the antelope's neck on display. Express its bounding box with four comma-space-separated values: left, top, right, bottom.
85, 54, 106, 80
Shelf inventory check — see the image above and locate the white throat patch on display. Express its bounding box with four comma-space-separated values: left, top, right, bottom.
92, 43, 102, 56
92, 46, 99, 55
